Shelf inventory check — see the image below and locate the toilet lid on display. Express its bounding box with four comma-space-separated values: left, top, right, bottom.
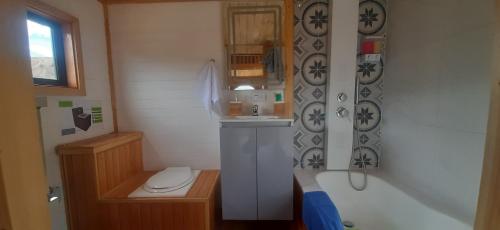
145, 167, 193, 189
143, 174, 194, 193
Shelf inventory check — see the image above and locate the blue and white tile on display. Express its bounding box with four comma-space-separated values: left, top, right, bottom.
294, 0, 329, 169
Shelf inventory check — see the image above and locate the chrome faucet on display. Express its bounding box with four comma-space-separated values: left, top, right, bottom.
251, 105, 259, 116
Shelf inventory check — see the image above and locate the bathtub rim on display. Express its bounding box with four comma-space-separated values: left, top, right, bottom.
307, 169, 473, 228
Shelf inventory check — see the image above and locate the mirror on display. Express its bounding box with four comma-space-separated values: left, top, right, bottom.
224, 1, 285, 90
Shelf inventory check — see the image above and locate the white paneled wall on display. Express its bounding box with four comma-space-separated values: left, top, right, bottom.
109, 2, 225, 170
382, 0, 495, 225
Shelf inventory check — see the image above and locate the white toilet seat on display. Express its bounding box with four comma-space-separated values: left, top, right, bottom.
143, 174, 194, 193
143, 167, 194, 193
128, 170, 201, 198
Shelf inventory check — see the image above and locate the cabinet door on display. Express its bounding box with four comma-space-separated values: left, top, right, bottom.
220, 127, 257, 220
257, 127, 293, 220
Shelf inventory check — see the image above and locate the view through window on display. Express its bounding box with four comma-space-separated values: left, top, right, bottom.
26, 12, 67, 86
27, 18, 57, 80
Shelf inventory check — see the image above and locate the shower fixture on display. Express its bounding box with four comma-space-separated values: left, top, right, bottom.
297, 0, 369, 191
330, 77, 368, 192
348, 73, 368, 191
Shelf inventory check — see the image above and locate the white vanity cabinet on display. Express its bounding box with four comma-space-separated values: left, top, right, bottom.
220, 121, 293, 220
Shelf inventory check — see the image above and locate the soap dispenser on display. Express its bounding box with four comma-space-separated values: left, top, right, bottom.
229, 95, 242, 116
273, 90, 285, 115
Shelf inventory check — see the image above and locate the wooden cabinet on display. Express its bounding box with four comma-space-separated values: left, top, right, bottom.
57, 132, 219, 230
220, 125, 293, 220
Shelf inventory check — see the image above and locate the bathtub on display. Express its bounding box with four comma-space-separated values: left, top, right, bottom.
312, 171, 472, 230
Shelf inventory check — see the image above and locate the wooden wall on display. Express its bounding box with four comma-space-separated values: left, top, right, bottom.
59, 133, 219, 230
59, 134, 143, 229
233, 13, 277, 47
95, 140, 143, 196
226, 1, 284, 54
99, 202, 207, 230
61, 153, 99, 229
97, 170, 219, 230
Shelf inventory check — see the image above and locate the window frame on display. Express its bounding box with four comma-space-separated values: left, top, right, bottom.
27, 0, 86, 96
27, 11, 68, 87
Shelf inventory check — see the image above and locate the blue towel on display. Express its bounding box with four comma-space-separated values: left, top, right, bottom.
262, 46, 284, 82
302, 191, 343, 230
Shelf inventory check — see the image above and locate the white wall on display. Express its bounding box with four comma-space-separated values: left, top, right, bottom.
108, 2, 224, 170
382, 0, 495, 225
36, 0, 114, 230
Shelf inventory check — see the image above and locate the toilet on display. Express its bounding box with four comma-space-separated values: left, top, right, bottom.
143, 167, 194, 193
128, 166, 201, 198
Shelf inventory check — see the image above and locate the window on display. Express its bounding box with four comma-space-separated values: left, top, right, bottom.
26, 0, 85, 96
27, 12, 67, 86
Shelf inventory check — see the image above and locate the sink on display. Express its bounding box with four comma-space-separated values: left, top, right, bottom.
234, 115, 281, 120
221, 115, 294, 126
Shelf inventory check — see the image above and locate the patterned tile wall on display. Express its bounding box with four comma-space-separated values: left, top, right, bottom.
293, 0, 387, 170
352, 0, 387, 169
293, 0, 329, 169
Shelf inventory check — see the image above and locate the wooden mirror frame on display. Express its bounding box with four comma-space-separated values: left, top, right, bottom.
221, 0, 293, 117
224, 2, 284, 90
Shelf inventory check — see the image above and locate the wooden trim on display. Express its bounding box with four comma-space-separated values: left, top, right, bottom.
283, 0, 294, 117
223, 0, 294, 116
292, 177, 307, 230
100, 0, 216, 4
27, 0, 86, 96
102, 4, 119, 132
100, 170, 220, 201
27, 0, 77, 22
474, 1, 500, 228
56, 132, 143, 154
68, 15, 85, 91
34, 85, 85, 96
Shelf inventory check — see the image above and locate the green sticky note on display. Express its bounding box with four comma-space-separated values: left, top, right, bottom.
91, 107, 102, 112
274, 93, 283, 102
58, 100, 73, 108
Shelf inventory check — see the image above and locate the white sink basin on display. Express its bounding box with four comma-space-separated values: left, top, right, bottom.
234, 115, 281, 120
220, 115, 294, 126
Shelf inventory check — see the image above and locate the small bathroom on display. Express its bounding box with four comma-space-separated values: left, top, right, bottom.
0, 0, 498, 230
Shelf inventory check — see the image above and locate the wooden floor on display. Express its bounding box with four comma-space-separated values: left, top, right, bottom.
217, 220, 295, 230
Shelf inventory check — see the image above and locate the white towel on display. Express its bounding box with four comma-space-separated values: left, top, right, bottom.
198, 60, 223, 117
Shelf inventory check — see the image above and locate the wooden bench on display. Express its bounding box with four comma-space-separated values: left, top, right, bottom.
57, 132, 219, 230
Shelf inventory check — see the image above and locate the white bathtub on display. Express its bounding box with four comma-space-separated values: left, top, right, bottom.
314, 171, 472, 230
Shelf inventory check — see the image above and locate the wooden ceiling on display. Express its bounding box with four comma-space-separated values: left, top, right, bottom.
99, 0, 215, 4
